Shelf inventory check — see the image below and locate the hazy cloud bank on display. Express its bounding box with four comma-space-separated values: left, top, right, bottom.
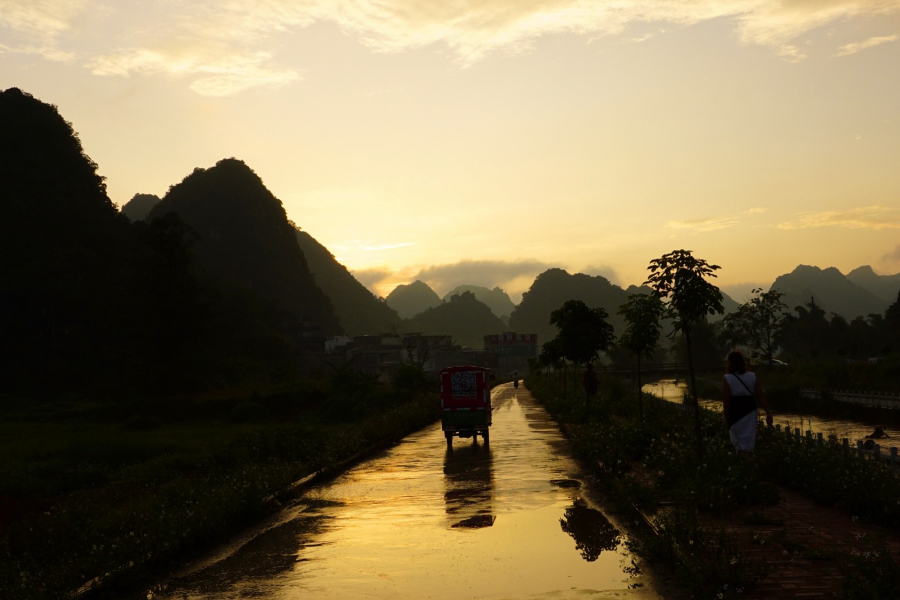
834, 34, 899, 57
350, 267, 394, 294
4, 0, 900, 95
414, 259, 555, 297
580, 264, 620, 284
884, 244, 900, 265
778, 205, 900, 231
667, 207, 768, 233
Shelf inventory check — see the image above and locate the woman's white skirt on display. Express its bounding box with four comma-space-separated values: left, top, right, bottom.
729, 410, 758, 452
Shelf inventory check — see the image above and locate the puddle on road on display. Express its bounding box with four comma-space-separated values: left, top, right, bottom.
143, 385, 657, 600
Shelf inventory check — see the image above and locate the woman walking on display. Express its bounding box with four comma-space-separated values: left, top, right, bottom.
723, 350, 773, 453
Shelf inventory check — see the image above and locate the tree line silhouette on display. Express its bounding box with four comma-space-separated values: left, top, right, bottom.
537, 249, 900, 459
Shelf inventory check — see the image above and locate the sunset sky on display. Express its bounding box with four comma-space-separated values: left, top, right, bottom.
3, 0, 899, 302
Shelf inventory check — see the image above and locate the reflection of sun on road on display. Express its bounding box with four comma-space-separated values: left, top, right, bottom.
145, 383, 662, 600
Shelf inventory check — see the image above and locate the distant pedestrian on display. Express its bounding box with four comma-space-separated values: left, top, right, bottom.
723, 350, 773, 453
513, 371, 519, 389
583, 363, 598, 403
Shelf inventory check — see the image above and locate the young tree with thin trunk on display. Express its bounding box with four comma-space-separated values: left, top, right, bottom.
645, 250, 724, 459
720, 288, 788, 363
618, 293, 665, 422
549, 300, 616, 400
539, 338, 565, 387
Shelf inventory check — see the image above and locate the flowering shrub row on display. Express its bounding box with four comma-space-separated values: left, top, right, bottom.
527, 373, 773, 598
529, 370, 900, 598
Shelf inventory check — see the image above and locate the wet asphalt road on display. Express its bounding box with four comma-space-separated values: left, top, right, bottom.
145, 384, 661, 600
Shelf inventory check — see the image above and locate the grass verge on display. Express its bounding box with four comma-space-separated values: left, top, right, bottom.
0, 378, 441, 600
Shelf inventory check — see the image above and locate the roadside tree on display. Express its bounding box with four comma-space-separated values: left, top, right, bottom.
539, 337, 566, 387
645, 249, 724, 459
618, 293, 665, 422
720, 288, 788, 363
549, 300, 616, 393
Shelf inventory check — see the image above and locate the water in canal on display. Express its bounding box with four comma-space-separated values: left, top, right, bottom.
644, 379, 888, 445
144, 384, 658, 600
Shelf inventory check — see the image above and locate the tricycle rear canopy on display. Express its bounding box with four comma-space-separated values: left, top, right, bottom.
440, 365, 491, 409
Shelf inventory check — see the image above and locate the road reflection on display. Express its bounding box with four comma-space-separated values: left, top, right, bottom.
137, 384, 659, 600
444, 443, 495, 529
559, 498, 620, 562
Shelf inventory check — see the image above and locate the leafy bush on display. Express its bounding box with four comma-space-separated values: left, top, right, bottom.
756, 427, 900, 526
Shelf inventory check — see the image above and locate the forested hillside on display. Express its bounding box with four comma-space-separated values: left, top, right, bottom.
150, 159, 341, 333
771, 265, 888, 319
386, 280, 442, 318
442, 285, 516, 319
405, 291, 506, 348
0, 89, 310, 396
295, 229, 401, 335
121, 193, 160, 221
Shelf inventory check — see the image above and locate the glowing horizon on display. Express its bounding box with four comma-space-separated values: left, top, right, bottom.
3, 0, 899, 301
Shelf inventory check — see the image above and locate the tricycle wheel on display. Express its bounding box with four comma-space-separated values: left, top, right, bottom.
483, 429, 490, 445
445, 431, 453, 448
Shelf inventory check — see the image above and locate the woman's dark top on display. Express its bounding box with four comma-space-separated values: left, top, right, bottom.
725, 372, 757, 428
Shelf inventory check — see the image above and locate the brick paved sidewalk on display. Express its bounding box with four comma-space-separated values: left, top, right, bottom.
704, 487, 900, 599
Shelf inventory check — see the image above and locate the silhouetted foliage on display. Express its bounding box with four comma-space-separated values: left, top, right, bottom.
776, 297, 830, 361
618, 293, 665, 420
549, 300, 616, 367
775, 293, 899, 362
509, 269, 632, 344
646, 249, 724, 459
720, 288, 788, 362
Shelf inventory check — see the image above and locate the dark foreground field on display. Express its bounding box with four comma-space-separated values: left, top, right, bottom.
0, 376, 440, 600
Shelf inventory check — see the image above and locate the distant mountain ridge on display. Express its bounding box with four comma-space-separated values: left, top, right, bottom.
509, 269, 633, 346
846, 266, 900, 305
295, 229, 401, 335
509, 269, 738, 348
442, 285, 516, 319
770, 264, 892, 319
386, 280, 442, 318
122, 193, 160, 221
149, 158, 341, 333
405, 291, 506, 348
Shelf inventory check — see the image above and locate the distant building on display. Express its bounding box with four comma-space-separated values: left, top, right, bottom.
334, 333, 456, 382
327, 332, 507, 382
325, 336, 353, 354
402, 333, 453, 368
484, 332, 537, 375
428, 349, 499, 373
282, 318, 326, 353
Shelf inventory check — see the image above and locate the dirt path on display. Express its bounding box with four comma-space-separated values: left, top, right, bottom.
697, 485, 900, 598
